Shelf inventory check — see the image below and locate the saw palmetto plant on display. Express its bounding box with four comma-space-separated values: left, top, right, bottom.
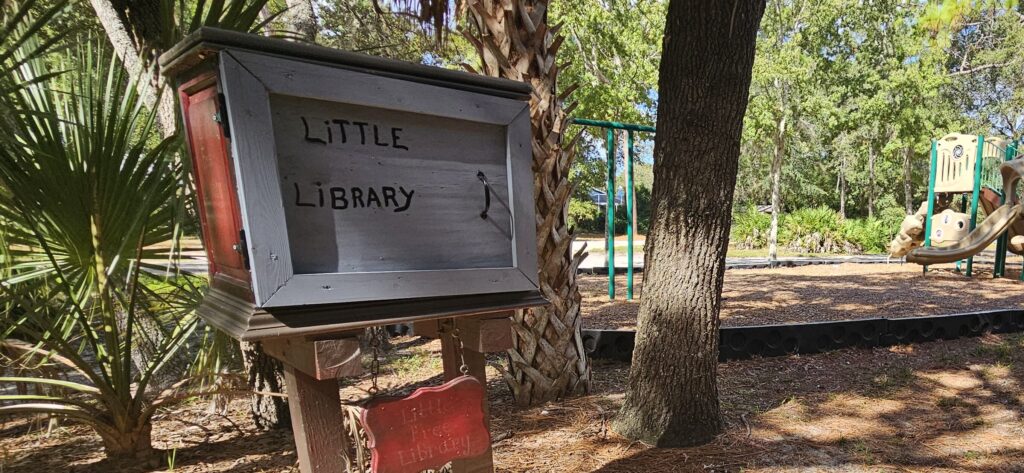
0, 34, 206, 461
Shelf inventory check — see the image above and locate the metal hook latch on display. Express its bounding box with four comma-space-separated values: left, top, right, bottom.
477, 171, 491, 220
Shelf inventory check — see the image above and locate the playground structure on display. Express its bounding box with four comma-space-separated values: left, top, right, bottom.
889, 133, 1020, 276
571, 118, 654, 300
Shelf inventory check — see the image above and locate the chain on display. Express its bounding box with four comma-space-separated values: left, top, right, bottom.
449, 324, 470, 376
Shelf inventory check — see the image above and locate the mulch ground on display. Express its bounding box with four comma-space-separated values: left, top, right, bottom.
583, 262, 1024, 330
5, 262, 1024, 472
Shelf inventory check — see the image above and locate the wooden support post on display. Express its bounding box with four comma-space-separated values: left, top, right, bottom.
263, 336, 362, 380
284, 365, 348, 473
267, 334, 362, 473
440, 316, 495, 473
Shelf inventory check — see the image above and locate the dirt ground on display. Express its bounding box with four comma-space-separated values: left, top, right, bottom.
5, 262, 1024, 472
583, 262, 1024, 330
8, 333, 1024, 472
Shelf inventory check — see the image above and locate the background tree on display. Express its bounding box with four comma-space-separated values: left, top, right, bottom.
614, 0, 766, 446
459, 0, 592, 405
554, 0, 665, 235
744, 0, 818, 265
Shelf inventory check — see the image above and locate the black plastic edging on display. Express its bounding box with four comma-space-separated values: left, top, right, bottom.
581, 309, 1024, 362
578, 256, 1004, 275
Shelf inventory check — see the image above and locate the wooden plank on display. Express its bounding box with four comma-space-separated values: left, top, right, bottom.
178, 80, 250, 284
268, 269, 537, 308
263, 336, 362, 380
219, 52, 294, 306
413, 319, 441, 339
458, 314, 513, 353
159, 28, 532, 100
198, 283, 545, 341
283, 364, 349, 473
506, 106, 539, 286
360, 376, 490, 473
229, 49, 527, 126
269, 94, 514, 275
440, 319, 494, 473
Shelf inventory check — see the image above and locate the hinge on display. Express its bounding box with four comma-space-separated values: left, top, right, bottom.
233, 229, 250, 270
213, 92, 230, 139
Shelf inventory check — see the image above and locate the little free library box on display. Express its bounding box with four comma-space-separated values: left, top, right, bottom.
160, 28, 545, 340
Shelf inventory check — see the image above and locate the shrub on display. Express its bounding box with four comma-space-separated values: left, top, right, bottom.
840, 206, 905, 254
731, 205, 772, 248
780, 207, 845, 253
0, 44, 210, 462
568, 199, 602, 233
613, 186, 653, 235
730, 205, 904, 254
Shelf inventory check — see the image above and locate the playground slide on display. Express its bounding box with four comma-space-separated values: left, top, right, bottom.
981, 187, 1024, 255
906, 158, 1024, 265
906, 203, 1023, 265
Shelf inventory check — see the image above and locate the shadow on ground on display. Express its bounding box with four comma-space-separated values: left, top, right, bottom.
581, 264, 1024, 330
491, 333, 1024, 472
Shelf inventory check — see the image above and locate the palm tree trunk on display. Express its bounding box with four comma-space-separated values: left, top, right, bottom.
89, 0, 177, 136
462, 0, 591, 405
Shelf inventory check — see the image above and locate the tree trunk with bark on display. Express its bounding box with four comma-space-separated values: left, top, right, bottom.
462, 0, 591, 406
95, 419, 156, 462
89, 0, 177, 136
868, 142, 876, 218
284, 0, 317, 41
241, 341, 290, 430
613, 0, 765, 447
903, 147, 914, 214
767, 114, 786, 266
839, 153, 847, 219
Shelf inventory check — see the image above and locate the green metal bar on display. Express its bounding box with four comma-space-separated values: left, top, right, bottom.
606, 128, 616, 300
924, 139, 938, 274
572, 118, 656, 133
966, 135, 985, 277
995, 185, 1007, 277
1010, 141, 1024, 282
626, 131, 635, 300
995, 139, 1013, 278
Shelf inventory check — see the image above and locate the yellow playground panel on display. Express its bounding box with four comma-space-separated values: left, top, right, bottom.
889, 133, 1020, 277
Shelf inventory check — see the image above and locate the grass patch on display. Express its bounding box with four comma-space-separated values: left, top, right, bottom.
381, 349, 442, 378
963, 450, 985, 461
972, 342, 1016, 361
937, 396, 970, 409
871, 366, 915, 394
837, 438, 877, 464
725, 248, 832, 258
585, 244, 645, 255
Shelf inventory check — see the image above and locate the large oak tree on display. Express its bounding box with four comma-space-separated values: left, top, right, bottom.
613, 0, 766, 446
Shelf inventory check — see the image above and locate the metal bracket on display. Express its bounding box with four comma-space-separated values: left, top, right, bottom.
234, 229, 250, 270
215, 92, 231, 139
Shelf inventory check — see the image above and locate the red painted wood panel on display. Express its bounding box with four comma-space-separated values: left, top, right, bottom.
361, 375, 491, 473
179, 78, 250, 285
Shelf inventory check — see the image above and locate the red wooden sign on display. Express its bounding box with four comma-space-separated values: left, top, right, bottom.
360, 375, 491, 473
